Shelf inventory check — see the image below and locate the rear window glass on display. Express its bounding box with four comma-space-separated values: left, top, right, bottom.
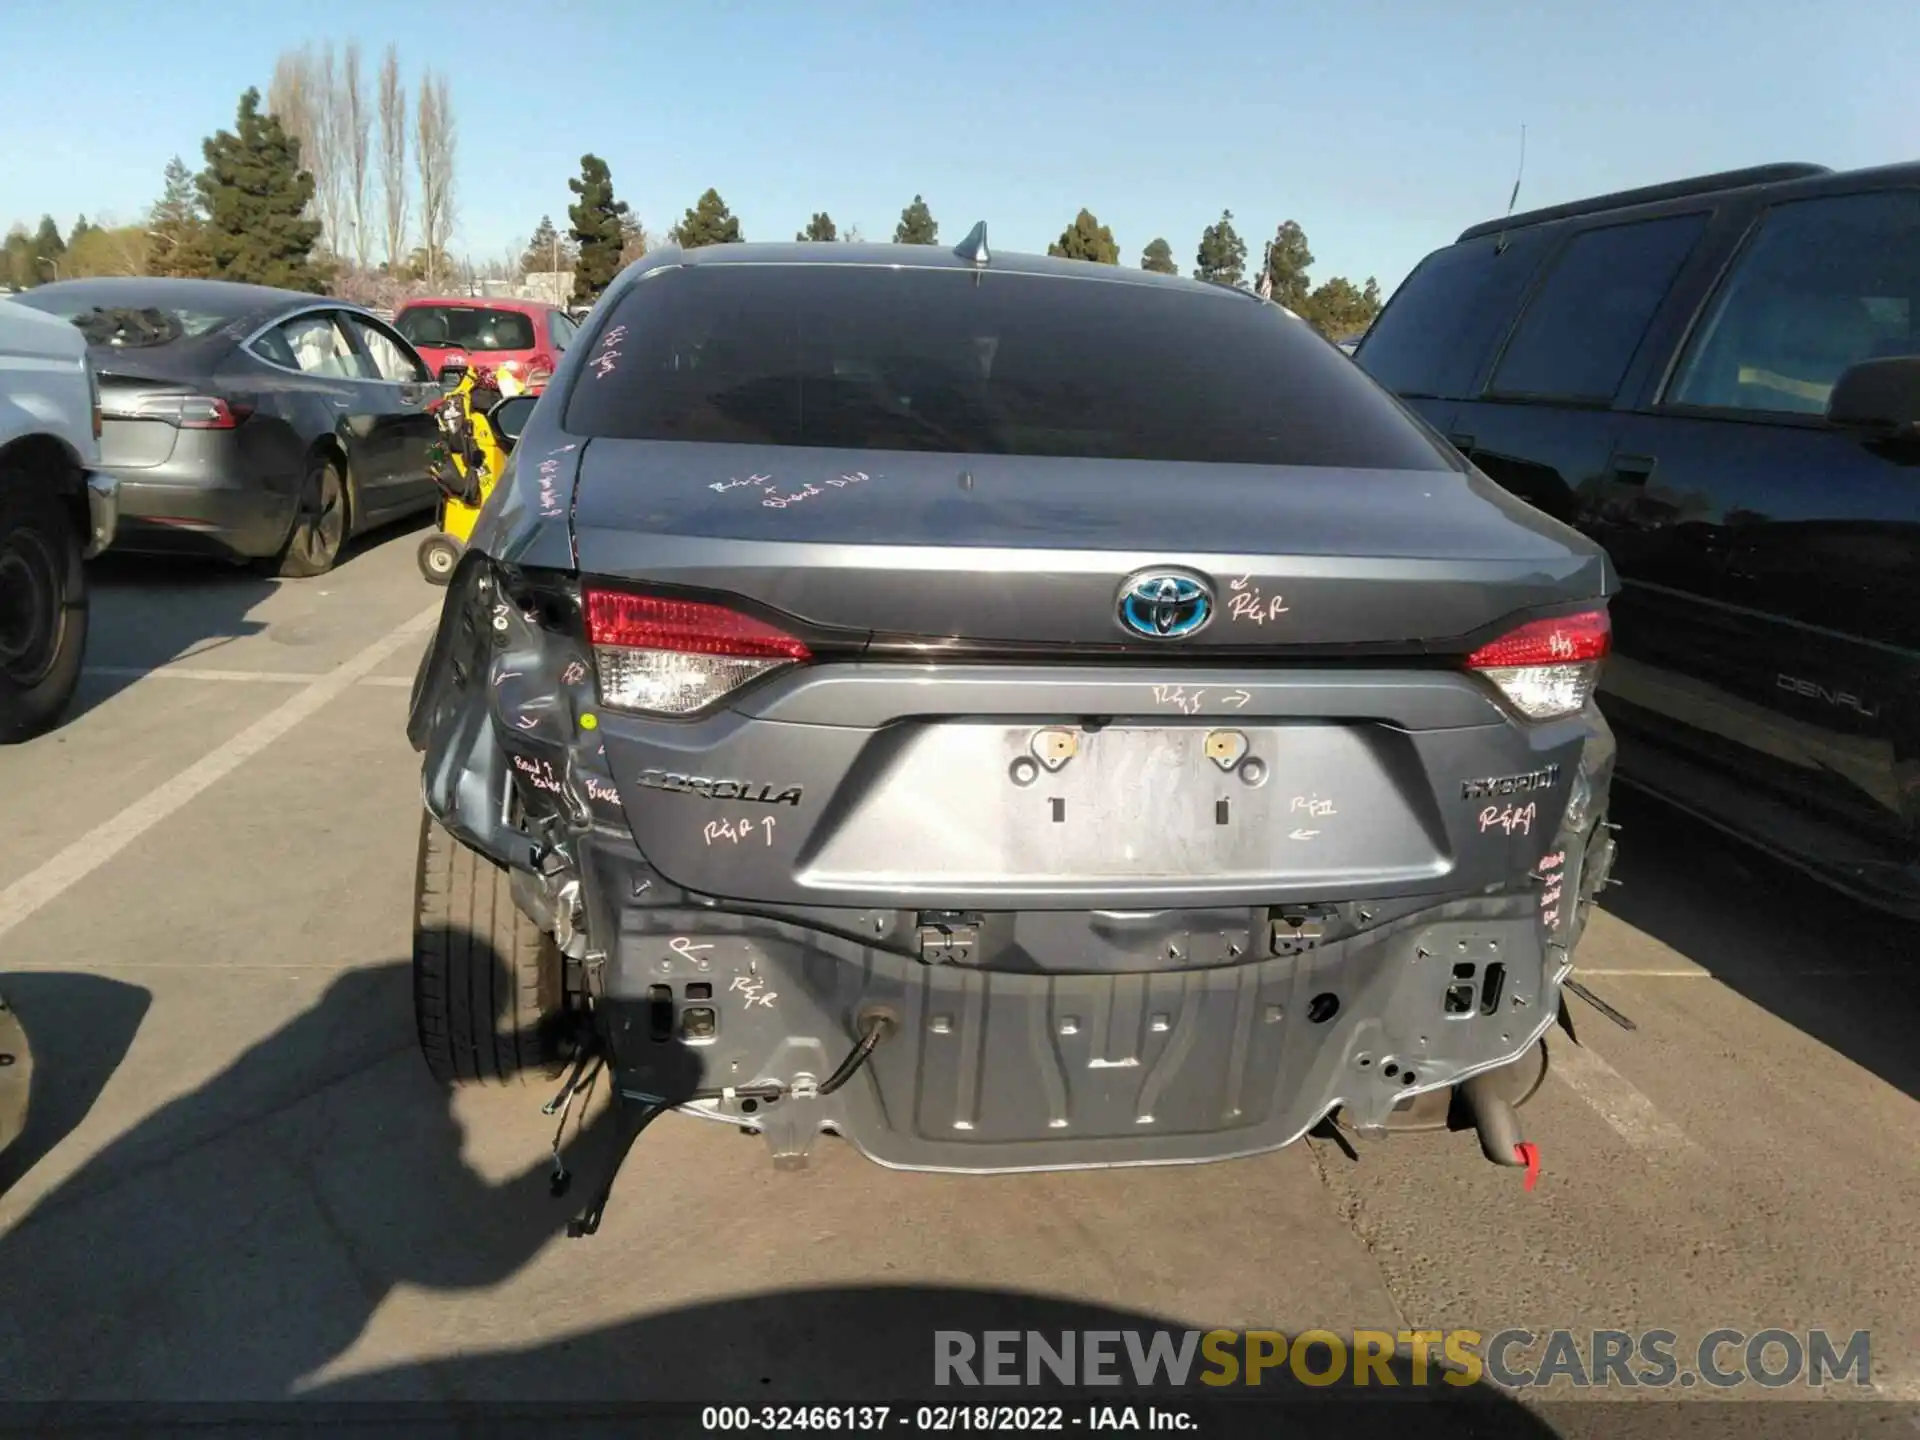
561, 265, 1451, 470
395, 305, 535, 351
1355, 232, 1550, 399
1488, 213, 1707, 401
13, 296, 232, 348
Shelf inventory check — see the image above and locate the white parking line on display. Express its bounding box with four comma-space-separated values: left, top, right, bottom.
0, 605, 441, 946
85, 667, 419, 690
84, 665, 326, 683
1551, 1039, 1696, 1152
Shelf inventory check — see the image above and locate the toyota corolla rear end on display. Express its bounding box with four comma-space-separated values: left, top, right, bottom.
412, 242, 1618, 1175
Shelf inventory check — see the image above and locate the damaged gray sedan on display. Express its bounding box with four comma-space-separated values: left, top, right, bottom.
406, 228, 1617, 1224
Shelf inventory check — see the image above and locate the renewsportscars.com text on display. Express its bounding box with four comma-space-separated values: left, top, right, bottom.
934, 1328, 1872, 1390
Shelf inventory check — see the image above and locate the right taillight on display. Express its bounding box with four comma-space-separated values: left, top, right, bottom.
1465, 609, 1611, 721
585, 588, 812, 716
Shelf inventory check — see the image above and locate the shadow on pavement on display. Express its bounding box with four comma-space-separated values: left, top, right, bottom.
1592, 787, 1920, 1102
303, 1289, 1561, 1438
0, 972, 150, 1198
0, 936, 1554, 1436
65, 512, 435, 722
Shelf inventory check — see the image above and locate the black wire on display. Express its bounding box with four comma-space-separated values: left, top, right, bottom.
817, 1014, 894, 1096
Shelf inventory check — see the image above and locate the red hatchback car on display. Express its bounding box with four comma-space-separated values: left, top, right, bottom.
392, 297, 581, 394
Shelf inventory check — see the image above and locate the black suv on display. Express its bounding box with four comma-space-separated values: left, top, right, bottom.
1357, 161, 1920, 917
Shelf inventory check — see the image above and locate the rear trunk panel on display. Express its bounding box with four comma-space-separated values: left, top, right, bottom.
494, 654, 1588, 911
569, 441, 1609, 649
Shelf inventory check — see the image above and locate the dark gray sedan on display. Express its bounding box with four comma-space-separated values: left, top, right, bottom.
15, 278, 442, 576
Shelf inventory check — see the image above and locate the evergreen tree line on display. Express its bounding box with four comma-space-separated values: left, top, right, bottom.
4, 41, 454, 299
547, 164, 1380, 339
5, 90, 1381, 342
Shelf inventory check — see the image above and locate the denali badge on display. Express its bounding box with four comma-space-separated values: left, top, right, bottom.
1461, 763, 1561, 800
636, 769, 803, 806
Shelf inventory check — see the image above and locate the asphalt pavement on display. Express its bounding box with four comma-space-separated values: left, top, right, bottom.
0, 516, 1916, 1433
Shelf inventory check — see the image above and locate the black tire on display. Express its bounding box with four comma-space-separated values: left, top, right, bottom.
412, 809, 565, 1086
417, 532, 462, 586
275, 453, 349, 578
0, 476, 88, 744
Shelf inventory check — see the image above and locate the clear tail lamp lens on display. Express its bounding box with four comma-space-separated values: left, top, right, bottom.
584, 588, 811, 716
1465, 609, 1611, 721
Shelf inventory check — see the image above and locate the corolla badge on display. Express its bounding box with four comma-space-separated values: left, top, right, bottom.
1118, 569, 1214, 639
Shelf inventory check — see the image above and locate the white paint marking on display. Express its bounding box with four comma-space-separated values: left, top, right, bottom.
0, 605, 441, 946
1550, 1040, 1694, 1152
85, 665, 324, 683
84, 667, 419, 689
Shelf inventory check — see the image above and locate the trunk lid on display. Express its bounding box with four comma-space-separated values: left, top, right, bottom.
570, 441, 1612, 649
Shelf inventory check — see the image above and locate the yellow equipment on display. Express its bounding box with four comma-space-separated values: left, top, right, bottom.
417, 362, 523, 585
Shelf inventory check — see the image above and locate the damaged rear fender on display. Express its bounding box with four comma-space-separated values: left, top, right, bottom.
409, 551, 536, 871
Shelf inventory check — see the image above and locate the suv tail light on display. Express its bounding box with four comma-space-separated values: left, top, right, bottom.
585, 589, 812, 716
1465, 609, 1610, 720
104, 394, 252, 429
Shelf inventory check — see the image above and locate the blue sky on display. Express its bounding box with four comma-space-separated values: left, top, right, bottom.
3, 0, 1914, 295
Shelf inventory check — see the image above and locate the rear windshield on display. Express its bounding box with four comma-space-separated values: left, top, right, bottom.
561, 264, 1451, 470
396, 305, 536, 351
13, 296, 232, 348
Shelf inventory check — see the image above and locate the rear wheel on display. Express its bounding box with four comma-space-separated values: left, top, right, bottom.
417, 532, 462, 585
412, 809, 566, 1085
0, 475, 88, 744
275, 454, 348, 578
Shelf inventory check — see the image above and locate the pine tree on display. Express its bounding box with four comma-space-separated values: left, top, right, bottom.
797, 212, 838, 242
195, 89, 327, 291
28, 215, 68, 281
670, 189, 743, 248
522, 214, 577, 275
68, 216, 93, 249
1140, 237, 1176, 274
567, 155, 630, 303
1193, 210, 1247, 288
893, 194, 937, 245
1260, 220, 1315, 313
147, 155, 210, 277
1047, 209, 1119, 265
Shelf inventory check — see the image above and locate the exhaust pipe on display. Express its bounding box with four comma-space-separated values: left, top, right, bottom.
1461, 1070, 1527, 1167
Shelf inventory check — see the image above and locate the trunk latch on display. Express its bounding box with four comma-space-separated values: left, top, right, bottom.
917, 911, 983, 964
1269, 907, 1333, 956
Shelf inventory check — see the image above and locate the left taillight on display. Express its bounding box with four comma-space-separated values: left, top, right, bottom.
585, 588, 812, 716
104, 394, 252, 429
1465, 609, 1611, 721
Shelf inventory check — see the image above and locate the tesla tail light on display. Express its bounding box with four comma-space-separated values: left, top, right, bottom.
1465, 609, 1611, 720
585, 589, 812, 716
105, 394, 251, 429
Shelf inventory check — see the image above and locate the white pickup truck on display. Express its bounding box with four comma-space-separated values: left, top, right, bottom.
0, 297, 117, 741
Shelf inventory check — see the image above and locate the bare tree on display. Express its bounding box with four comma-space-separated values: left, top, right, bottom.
268, 42, 349, 258
268, 46, 320, 229
340, 42, 372, 269
377, 45, 409, 273
414, 70, 457, 290
313, 43, 345, 257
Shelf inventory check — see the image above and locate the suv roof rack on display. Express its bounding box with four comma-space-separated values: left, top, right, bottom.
1456, 162, 1832, 242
